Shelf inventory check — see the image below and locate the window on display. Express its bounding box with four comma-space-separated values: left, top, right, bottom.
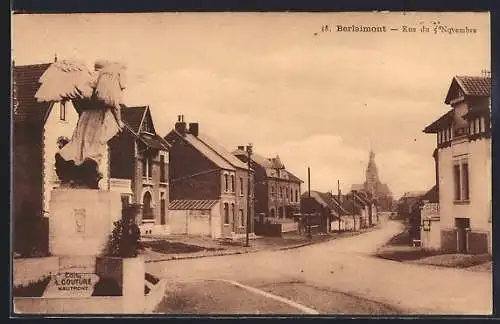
160, 155, 166, 182
286, 187, 289, 199
280, 187, 283, 198
231, 175, 235, 192
240, 177, 244, 196
239, 209, 245, 227
290, 188, 294, 201
462, 162, 470, 201
224, 203, 229, 224
454, 161, 470, 202
160, 192, 166, 225
231, 203, 235, 225
295, 190, 298, 202
142, 155, 153, 178
60, 101, 66, 121
271, 185, 275, 197
453, 164, 460, 200
224, 174, 229, 192
142, 191, 154, 220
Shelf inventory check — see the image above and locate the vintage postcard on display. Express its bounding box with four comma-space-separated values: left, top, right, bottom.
11, 11, 492, 316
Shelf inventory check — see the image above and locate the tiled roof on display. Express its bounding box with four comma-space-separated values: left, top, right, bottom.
121, 105, 147, 133
302, 191, 341, 218
423, 109, 454, 133
421, 185, 439, 203
234, 150, 302, 182
138, 133, 170, 150
445, 76, 491, 104
169, 199, 218, 210
12, 63, 52, 123
286, 171, 303, 183
456, 76, 491, 97
180, 132, 235, 170
197, 133, 249, 170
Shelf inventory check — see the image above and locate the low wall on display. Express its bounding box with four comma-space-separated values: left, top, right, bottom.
13, 257, 59, 287
254, 223, 282, 237
281, 222, 298, 233
13, 297, 124, 314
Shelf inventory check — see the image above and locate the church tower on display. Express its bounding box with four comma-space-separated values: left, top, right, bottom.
365, 149, 380, 197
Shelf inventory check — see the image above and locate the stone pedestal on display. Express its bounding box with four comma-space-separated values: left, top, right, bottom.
49, 188, 122, 256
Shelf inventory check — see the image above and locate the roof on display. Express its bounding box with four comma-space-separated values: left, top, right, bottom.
121, 105, 147, 133
445, 76, 491, 104
196, 133, 249, 170
12, 63, 52, 124
400, 191, 427, 199
420, 185, 439, 203
138, 133, 170, 150
233, 150, 302, 183
302, 191, 342, 218
423, 109, 454, 133
167, 130, 240, 170
169, 199, 218, 210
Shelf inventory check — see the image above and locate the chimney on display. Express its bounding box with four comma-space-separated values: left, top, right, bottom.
237, 145, 245, 151
188, 122, 199, 137
175, 114, 187, 135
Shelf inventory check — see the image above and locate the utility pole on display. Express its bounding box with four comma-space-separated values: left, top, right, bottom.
338, 180, 341, 233
245, 144, 253, 247
307, 166, 312, 239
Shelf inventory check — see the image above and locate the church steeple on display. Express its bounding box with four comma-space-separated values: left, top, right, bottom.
365, 149, 380, 196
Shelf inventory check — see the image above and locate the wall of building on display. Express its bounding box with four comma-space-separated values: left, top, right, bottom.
168, 203, 221, 238
169, 139, 221, 201
438, 137, 491, 253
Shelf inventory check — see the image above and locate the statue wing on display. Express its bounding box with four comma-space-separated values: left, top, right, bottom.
93, 61, 127, 107
35, 60, 96, 102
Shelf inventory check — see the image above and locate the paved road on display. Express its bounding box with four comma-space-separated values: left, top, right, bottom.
148, 220, 492, 315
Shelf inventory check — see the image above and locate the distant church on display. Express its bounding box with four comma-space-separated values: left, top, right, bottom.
351, 150, 393, 211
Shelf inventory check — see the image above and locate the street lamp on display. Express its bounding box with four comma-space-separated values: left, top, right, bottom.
245, 144, 253, 247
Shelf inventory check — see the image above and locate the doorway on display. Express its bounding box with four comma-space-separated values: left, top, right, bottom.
455, 218, 470, 253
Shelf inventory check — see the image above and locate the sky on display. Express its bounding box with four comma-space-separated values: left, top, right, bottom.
12, 12, 491, 199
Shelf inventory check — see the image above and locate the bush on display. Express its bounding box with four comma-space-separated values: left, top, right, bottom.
104, 205, 141, 258
92, 277, 122, 296
13, 276, 51, 297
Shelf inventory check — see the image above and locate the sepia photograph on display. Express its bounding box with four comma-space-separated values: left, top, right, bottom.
11, 11, 492, 316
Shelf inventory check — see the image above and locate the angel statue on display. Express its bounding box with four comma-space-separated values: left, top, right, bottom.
35, 59, 127, 189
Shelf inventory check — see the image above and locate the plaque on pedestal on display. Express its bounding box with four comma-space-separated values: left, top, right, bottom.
49, 188, 121, 256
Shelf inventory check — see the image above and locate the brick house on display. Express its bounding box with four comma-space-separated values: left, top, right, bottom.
12, 61, 111, 255
108, 105, 170, 235
164, 116, 255, 239
423, 74, 491, 254
233, 149, 302, 223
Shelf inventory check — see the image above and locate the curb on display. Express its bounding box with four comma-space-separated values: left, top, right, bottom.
145, 225, 382, 264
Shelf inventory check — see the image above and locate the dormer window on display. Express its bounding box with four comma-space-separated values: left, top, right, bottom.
60, 101, 66, 121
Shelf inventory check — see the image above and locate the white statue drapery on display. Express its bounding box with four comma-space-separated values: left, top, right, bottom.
35, 59, 127, 186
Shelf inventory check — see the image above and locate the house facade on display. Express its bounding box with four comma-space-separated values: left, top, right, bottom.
12, 62, 111, 255
165, 116, 255, 239
233, 149, 302, 223
108, 105, 170, 235
423, 75, 491, 254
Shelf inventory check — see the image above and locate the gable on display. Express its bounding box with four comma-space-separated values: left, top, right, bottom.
139, 107, 156, 134
444, 78, 465, 105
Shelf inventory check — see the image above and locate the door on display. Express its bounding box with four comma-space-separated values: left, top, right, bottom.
455, 218, 470, 253
160, 198, 166, 225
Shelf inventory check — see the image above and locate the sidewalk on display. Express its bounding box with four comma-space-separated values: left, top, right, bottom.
141, 225, 381, 263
